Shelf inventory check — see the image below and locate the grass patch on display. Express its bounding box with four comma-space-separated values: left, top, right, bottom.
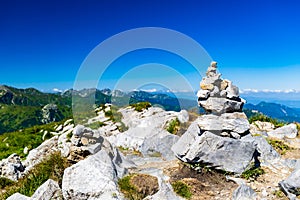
86, 121, 105, 130
241, 164, 265, 180
118, 174, 158, 200
118, 146, 142, 157
0, 152, 69, 199
0, 122, 62, 160
171, 180, 192, 199
267, 139, 291, 155
149, 151, 162, 157
249, 114, 286, 128
104, 106, 128, 132
130, 102, 151, 112
166, 118, 180, 134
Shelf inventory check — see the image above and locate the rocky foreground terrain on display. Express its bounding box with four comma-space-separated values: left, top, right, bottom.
1, 62, 300, 200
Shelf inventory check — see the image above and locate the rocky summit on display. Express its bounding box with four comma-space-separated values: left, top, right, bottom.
2, 63, 300, 200
172, 61, 256, 174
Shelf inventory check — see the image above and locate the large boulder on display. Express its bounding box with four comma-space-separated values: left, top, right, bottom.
279, 168, 300, 200
108, 107, 181, 151
172, 131, 256, 174
62, 149, 123, 200
252, 121, 275, 132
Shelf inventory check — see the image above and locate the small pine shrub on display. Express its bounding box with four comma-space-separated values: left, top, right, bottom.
166, 118, 180, 134
118, 175, 136, 199
171, 181, 192, 199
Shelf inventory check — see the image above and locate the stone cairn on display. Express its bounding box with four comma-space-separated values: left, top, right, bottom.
172, 61, 257, 174
197, 61, 248, 138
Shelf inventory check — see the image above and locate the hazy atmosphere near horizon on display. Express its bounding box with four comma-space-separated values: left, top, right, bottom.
1, 0, 300, 94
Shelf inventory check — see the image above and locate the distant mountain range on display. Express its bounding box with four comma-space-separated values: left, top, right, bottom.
240, 90, 300, 108
0, 85, 197, 134
243, 101, 300, 123
1, 84, 299, 134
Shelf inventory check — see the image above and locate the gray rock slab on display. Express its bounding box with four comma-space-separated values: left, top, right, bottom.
199, 97, 243, 114
197, 112, 249, 134
232, 184, 257, 200
268, 124, 298, 139
31, 179, 62, 200
172, 131, 256, 174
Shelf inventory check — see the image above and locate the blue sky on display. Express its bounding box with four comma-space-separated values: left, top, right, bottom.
0, 0, 299, 92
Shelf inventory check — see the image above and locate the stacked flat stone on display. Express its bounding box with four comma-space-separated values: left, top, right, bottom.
172, 61, 256, 174
197, 61, 249, 138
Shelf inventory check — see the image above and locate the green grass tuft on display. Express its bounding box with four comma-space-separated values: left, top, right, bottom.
267, 139, 291, 155
241, 164, 265, 180
249, 114, 286, 128
130, 102, 151, 112
0, 152, 69, 199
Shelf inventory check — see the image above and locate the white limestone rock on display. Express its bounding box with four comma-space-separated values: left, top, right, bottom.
62, 150, 123, 200
31, 179, 62, 200
268, 123, 298, 139
197, 112, 250, 134
199, 97, 243, 114
6, 193, 30, 200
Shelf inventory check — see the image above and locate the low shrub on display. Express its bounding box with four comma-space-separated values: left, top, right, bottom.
171, 180, 192, 199
0, 177, 14, 189
166, 118, 180, 134
118, 173, 158, 200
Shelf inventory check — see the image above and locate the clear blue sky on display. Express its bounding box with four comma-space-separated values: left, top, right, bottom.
0, 0, 299, 92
